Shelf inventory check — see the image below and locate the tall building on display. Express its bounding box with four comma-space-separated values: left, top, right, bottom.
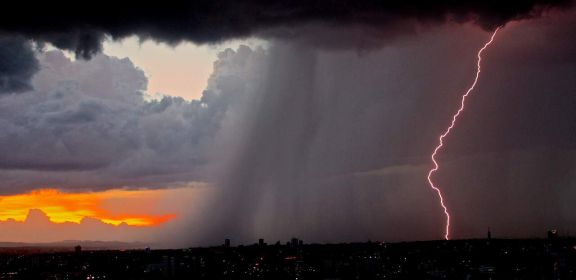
291, 238, 299, 248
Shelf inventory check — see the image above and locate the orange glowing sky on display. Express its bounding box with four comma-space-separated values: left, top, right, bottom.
0, 189, 176, 226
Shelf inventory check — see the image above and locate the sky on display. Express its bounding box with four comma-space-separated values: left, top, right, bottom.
102, 37, 265, 100
0, 0, 575, 247
103, 38, 217, 100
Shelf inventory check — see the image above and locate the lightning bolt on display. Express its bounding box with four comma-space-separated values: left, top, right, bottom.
427, 27, 500, 240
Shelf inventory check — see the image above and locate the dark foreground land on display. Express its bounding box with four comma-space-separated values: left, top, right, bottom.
1, 238, 575, 280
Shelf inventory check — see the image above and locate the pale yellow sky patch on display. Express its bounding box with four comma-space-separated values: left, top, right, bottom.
102, 37, 265, 100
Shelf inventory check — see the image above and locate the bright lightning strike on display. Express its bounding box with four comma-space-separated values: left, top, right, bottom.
427, 27, 500, 241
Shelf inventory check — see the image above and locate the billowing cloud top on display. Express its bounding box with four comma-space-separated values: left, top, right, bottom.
0, 48, 253, 193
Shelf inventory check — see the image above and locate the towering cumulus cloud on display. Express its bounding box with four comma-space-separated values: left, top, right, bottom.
0, 50, 236, 193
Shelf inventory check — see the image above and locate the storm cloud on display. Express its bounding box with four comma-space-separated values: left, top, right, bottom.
1, 0, 572, 57
0, 38, 39, 94
0, 0, 571, 96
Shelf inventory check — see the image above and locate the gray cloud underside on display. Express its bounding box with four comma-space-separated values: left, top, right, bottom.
0, 0, 572, 97
0, 0, 571, 96
1, 0, 571, 58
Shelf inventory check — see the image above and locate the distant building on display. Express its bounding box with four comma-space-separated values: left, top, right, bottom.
258, 239, 266, 247
74, 245, 82, 254
224, 239, 231, 248
291, 238, 299, 248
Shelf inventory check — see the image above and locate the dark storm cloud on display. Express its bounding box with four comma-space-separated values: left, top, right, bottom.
0, 0, 570, 97
0, 38, 39, 94
0, 0, 571, 57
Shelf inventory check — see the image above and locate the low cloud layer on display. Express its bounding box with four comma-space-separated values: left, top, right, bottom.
0, 0, 571, 96
1, 0, 571, 57
0, 209, 158, 243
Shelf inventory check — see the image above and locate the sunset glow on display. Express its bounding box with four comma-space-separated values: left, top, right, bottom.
0, 189, 176, 226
